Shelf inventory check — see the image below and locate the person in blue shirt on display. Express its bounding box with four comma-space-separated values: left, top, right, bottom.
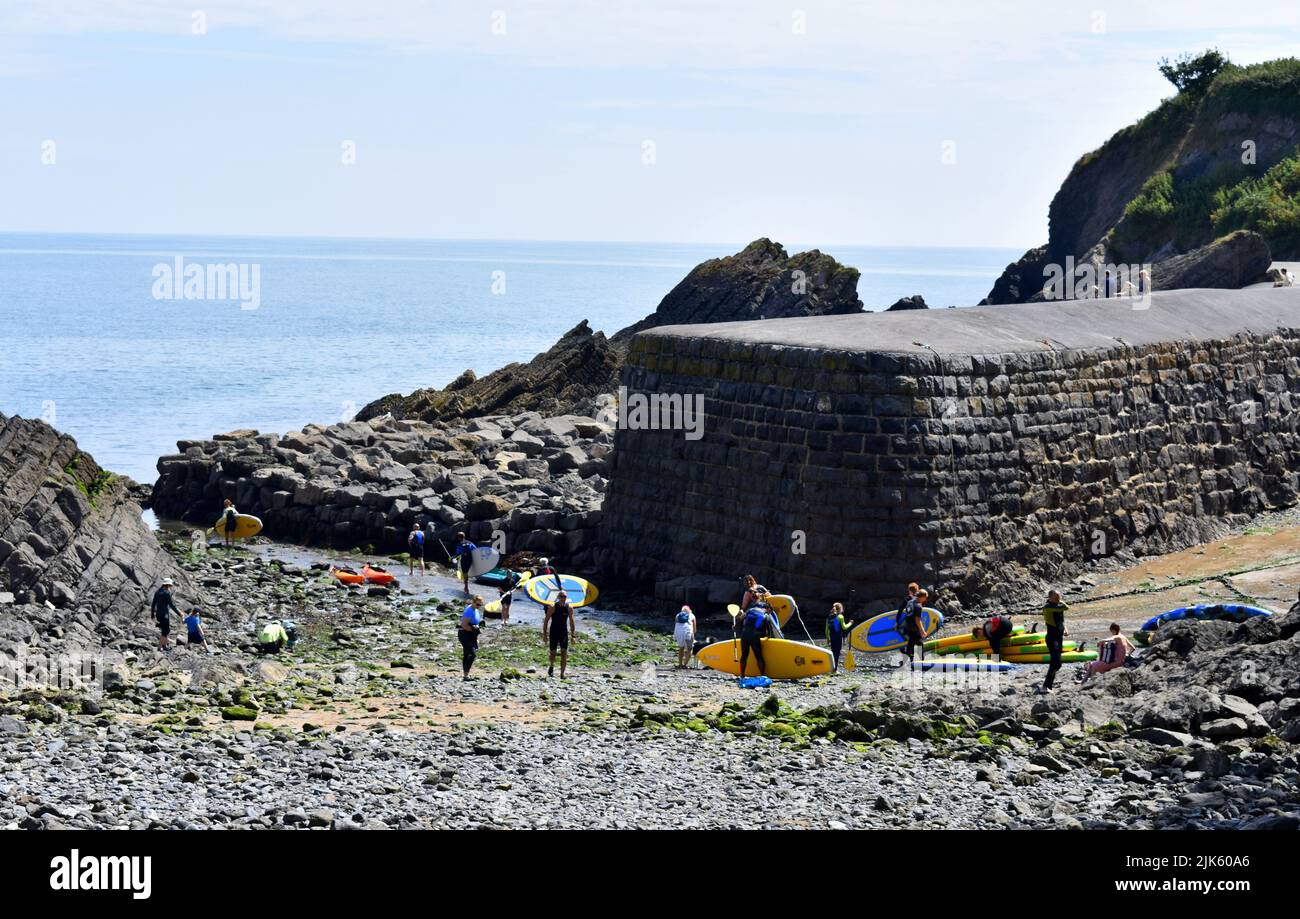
459, 595, 486, 680
451, 532, 477, 596
184, 609, 211, 653
407, 523, 426, 576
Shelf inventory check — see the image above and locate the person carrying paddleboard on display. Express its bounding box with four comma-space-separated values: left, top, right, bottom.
893, 581, 920, 634
543, 591, 577, 679
673, 604, 697, 669
738, 591, 771, 678
451, 532, 477, 596
151, 578, 181, 650
407, 522, 426, 576
1037, 589, 1069, 694
902, 588, 928, 662
459, 596, 486, 680
220, 498, 239, 548
535, 557, 562, 594
973, 613, 1014, 658
496, 570, 519, 626
825, 602, 849, 672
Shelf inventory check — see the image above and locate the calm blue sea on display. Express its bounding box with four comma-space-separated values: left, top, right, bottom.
0, 233, 1017, 482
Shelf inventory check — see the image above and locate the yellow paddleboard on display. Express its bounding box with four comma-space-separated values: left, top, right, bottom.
696, 638, 832, 680
211, 513, 263, 540
767, 594, 798, 627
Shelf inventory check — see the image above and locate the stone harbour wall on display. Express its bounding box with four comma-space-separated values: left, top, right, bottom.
597, 288, 1300, 611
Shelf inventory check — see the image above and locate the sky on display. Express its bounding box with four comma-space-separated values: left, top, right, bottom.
2, 0, 1298, 249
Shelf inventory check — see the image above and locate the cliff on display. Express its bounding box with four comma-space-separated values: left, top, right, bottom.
357, 239, 863, 425
986, 58, 1300, 304
0, 414, 194, 652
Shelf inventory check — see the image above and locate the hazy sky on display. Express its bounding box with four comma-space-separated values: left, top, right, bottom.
3, 1, 1298, 248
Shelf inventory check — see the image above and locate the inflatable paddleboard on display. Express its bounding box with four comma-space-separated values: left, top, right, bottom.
464, 546, 501, 577
938, 639, 1079, 657
933, 632, 1050, 655
911, 659, 1017, 673
1000, 650, 1098, 664
211, 513, 262, 540
1139, 603, 1273, 634
526, 572, 599, 608
850, 607, 943, 652
696, 638, 832, 680
767, 594, 798, 628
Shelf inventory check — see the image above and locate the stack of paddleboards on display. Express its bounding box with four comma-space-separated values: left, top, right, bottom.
923, 626, 1096, 664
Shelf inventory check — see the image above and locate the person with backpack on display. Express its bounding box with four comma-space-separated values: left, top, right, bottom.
451, 532, 477, 596
737, 594, 771, 678
673, 604, 697, 669
407, 523, 426, 576
739, 574, 759, 610
151, 578, 181, 649
219, 499, 239, 548
825, 602, 849, 672
901, 588, 928, 662
973, 613, 1015, 658
459, 595, 485, 680
1037, 589, 1069, 694
543, 591, 577, 679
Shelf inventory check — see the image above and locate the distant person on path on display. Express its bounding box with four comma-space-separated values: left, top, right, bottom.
738, 595, 770, 678
1079, 623, 1134, 682
257, 620, 289, 655
673, 604, 697, 669
543, 591, 577, 679
451, 532, 477, 596
151, 578, 181, 650
825, 602, 849, 672
459, 595, 485, 680
1038, 590, 1069, 694
973, 613, 1014, 658
407, 523, 426, 576
184, 608, 211, 652
219, 498, 239, 548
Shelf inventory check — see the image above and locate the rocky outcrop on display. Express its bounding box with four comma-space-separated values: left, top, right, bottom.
0, 414, 193, 650
986, 59, 1300, 303
885, 295, 929, 311
359, 239, 864, 426
358, 321, 622, 425
1148, 230, 1273, 291
613, 238, 863, 340
151, 412, 613, 567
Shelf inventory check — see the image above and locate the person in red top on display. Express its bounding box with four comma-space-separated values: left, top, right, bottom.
973, 614, 1015, 658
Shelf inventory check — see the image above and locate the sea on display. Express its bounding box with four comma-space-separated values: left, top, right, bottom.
0, 233, 1019, 483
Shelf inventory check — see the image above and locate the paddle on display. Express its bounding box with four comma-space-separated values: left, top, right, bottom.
728, 603, 741, 664
843, 588, 857, 672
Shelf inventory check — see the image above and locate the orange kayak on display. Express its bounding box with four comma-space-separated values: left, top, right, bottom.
361, 564, 396, 585
331, 566, 364, 585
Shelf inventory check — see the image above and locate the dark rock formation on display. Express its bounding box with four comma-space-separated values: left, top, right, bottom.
358, 239, 864, 426
981, 245, 1049, 305
599, 286, 1300, 611
358, 321, 621, 425
613, 238, 863, 340
885, 295, 929, 311
151, 412, 612, 568
0, 413, 193, 649
1149, 230, 1273, 291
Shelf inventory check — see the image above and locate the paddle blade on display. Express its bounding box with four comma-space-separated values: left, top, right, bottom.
844, 647, 856, 672
727, 604, 740, 618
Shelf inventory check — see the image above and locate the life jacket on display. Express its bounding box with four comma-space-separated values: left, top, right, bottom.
987, 615, 1012, 637
742, 606, 768, 632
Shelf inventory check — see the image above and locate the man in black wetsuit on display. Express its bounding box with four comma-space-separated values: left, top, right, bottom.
151, 578, 181, 650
